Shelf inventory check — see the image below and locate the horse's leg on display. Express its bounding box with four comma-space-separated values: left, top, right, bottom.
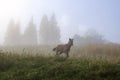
56, 50, 59, 55
66, 52, 69, 58
59, 51, 63, 54
59, 52, 63, 54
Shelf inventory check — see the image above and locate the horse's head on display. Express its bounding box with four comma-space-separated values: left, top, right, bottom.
69, 38, 74, 46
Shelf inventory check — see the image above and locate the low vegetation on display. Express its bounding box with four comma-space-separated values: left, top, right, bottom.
0, 44, 120, 80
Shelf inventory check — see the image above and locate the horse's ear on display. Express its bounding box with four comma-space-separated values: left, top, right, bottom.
69, 38, 71, 40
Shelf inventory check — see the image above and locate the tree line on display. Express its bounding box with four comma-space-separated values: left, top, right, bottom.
4, 14, 61, 46
73, 29, 107, 46
4, 13, 106, 46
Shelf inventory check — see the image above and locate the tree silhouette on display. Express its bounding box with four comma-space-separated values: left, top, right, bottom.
39, 14, 61, 45
4, 19, 16, 46
39, 14, 49, 44
49, 14, 60, 44
11, 21, 22, 46
73, 29, 106, 45
23, 17, 37, 46
85, 29, 105, 44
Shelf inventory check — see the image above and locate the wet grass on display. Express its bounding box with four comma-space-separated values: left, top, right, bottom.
0, 44, 120, 80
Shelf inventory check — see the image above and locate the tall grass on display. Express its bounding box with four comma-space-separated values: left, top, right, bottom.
0, 44, 120, 80
71, 44, 120, 61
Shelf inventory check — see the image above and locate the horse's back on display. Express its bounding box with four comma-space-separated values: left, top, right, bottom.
56, 44, 69, 52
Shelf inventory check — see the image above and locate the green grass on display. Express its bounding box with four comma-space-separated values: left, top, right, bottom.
0, 52, 120, 80
0, 44, 120, 80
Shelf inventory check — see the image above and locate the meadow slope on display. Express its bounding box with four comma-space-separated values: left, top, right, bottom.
0, 44, 120, 80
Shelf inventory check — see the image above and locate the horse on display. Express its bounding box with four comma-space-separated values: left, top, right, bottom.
53, 38, 73, 57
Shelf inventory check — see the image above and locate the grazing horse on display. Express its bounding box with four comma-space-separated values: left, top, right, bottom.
53, 38, 73, 57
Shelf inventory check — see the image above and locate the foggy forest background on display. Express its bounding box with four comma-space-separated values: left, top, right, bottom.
3, 13, 110, 46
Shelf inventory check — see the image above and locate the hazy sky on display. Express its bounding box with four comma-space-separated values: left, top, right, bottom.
0, 0, 120, 44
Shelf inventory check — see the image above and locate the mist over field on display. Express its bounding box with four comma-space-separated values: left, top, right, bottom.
0, 0, 120, 45
0, 0, 120, 80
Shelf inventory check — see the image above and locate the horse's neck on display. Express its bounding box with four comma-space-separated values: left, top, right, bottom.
66, 42, 72, 48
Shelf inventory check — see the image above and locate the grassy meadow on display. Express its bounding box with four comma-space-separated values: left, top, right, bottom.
0, 44, 120, 80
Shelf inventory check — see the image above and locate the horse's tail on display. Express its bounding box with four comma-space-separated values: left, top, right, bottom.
53, 47, 57, 51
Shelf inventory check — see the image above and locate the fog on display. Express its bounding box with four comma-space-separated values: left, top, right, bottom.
0, 0, 120, 45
